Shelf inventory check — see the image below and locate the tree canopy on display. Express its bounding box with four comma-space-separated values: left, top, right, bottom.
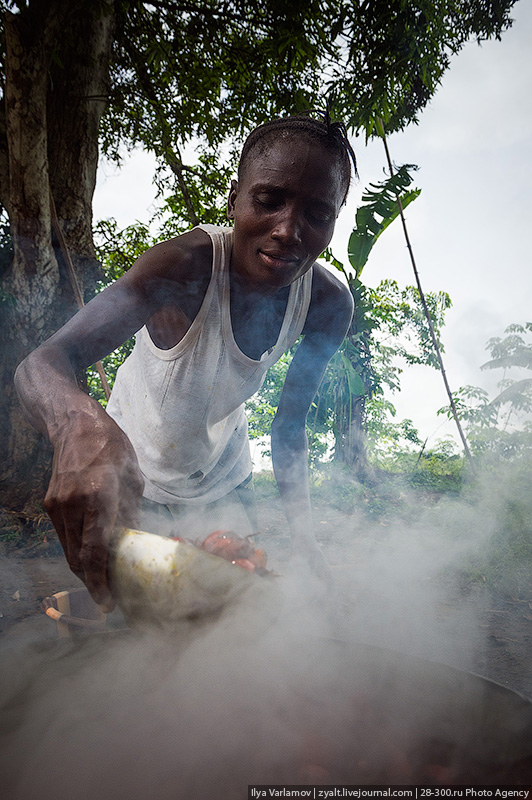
101, 0, 518, 212
103, 0, 519, 153
0, 0, 518, 235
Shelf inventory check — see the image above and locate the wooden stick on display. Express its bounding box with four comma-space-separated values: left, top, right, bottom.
379, 127, 475, 470
49, 191, 111, 401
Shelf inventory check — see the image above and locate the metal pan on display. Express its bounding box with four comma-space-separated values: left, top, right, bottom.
0, 631, 531, 794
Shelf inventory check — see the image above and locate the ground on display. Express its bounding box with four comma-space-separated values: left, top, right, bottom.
1, 485, 531, 699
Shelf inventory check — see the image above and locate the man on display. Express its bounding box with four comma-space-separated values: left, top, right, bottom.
15, 113, 356, 610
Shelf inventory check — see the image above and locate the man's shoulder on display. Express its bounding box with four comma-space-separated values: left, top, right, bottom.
139, 227, 213, 279
310, 260, 351, 296
303, 261, 354, 336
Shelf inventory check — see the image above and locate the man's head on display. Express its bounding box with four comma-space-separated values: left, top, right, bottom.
238, 112, 358, 206
227, 112, 357, 291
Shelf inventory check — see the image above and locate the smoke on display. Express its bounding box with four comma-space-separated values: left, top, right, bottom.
1, 464, 532, 796
0, 598, 349, 799
329, 460, 532, 686
334, 503, 483, 667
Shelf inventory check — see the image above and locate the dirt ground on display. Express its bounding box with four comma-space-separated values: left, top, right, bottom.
1, 495, 531, 700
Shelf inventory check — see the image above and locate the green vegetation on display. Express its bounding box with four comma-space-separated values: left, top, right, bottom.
0, 506, 56, 551
438, 323, 532, 463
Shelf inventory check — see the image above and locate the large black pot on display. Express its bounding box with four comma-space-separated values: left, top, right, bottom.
0, 631, 531, 797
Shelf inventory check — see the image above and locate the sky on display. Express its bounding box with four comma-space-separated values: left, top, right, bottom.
93, 0, 532, 451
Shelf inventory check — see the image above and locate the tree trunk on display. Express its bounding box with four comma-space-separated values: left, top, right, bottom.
0, 0, 114, 512
333, 394, 372, 481
330, 291, 373, 481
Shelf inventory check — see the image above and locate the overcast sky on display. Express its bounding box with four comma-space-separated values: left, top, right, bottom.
93, 0, 532, 450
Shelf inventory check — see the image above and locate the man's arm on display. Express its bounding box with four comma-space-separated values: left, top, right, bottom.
16, 347, 144, 610
14, 230, 208, 608
271, 266, 353, 580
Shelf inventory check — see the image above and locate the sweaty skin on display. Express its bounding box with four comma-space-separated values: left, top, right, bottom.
15, 137, 354, 608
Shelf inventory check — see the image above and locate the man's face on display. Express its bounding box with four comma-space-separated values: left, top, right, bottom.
227, 137, 345, 291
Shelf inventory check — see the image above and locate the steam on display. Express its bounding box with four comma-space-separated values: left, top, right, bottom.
1, 465, 532, 796
328, 461, 532, 690
137, 491, 257, 541
0, 605, 346, 799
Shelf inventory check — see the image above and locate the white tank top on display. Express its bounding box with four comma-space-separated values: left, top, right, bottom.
106, 224, 313, 505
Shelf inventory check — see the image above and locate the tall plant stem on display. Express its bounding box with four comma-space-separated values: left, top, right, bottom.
380, 131, 474, 469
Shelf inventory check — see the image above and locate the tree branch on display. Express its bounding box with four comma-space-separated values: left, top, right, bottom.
140, 0, 270, 30
125, 39, 200, 226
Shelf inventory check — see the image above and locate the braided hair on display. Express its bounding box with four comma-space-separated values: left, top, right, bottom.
238, 108, 358, 204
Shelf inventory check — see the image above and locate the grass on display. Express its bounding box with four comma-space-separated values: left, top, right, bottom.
0, 507, 55, 551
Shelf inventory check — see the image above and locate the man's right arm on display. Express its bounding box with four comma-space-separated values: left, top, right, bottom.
14, 230, 206, 609
15, 324, 145, 611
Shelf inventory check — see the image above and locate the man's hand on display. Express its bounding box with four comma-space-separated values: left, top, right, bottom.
44, 410, 144, 610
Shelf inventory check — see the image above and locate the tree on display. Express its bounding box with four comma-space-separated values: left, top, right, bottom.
325, 279, 451, 474
327, 0, 518, 137
317, 164, 450, 476
0, 0, 114, 509
246, 276, 451, 472
307, 276, 451, 474
482, 322, 532, 412
0, 0, 518, 511
439, 323, 532, 461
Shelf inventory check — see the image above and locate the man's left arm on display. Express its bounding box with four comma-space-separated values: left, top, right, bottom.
271, 269, 353, 578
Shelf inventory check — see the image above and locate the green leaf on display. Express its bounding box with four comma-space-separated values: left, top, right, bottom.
347, 166, 420, 278
374, 117, 386, 138
481, 349, 532, 371
341, 353, 366, 396
347, 230, 375, 276
488, 379, 532, 408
